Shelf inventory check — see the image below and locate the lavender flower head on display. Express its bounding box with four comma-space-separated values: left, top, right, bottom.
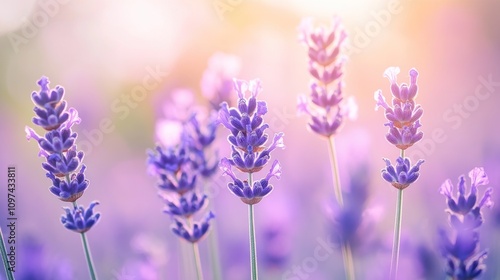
297, 17, 357, 137
375, 67, 423, 150
148, 104, 219, 243
201, 52, 241, 109
218, 79, 284, 204
381, 157, 424, 190
439, 167, 493, 279
26, 76, 100, 232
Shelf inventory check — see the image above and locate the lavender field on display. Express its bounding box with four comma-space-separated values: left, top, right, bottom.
1, 1, 500, 279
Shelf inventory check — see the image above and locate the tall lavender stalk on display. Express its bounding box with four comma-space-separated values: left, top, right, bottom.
25, 77, 100, 280
218, 79, 284, 280
297, 16, 356, 279
200, 52, 241, 280
148, 112, 218, 280
375, 67, 424, 279
439, 167, 493, 279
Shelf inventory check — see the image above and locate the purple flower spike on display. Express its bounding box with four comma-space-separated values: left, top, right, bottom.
201, 52, 241, 109
61, 201, 101, 233
439, 167, 493, 279
297, 17, 356, 138
381, 157, 424, 190
218, 78, 284, 204
171, 212, 215, 243
27, 77, 93, 207
375, 67, 424, 149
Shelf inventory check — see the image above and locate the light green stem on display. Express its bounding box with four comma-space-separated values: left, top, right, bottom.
389, 149, 405, 280
390, 188, 403, 280
71, 202, 97, 280
208, 223, 223, 280
327, 136, 355, 280
248, 173, 258, 280
192, 242, 204, 280
327, 136, 344, 207
0, 227, 15, 280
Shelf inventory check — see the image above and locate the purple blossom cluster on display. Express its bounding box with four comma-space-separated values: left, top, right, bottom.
375, 67, 423, 151
148, 112, 218, 243
376, 67, 425, 189
25, 77, 100, 233
439, 167, 493, 279
297, 17, 356, 137
218, 79, 284, 205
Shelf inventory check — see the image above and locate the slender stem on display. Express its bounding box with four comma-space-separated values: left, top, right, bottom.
187, 217, 204, 280
248, 173, 258, 280
208, 223, 223, 280
72, 203, 97, 280
341, 243, 355, 280
389, 149, 405, 280
327, 136, 344, 207
327, 136, 355, 280
0, 227, 15, 280
203, 179, 223, 280
80, 232, 97, 280
192, 242, 204, 280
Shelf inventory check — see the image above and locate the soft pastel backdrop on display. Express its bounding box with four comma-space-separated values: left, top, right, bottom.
1, 0, 499, 279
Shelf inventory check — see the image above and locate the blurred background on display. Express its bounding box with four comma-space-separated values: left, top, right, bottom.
1, 0, 500, 279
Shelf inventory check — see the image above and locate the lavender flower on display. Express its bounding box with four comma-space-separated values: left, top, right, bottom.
297, 17, 357, 137
218, 79, 284, 204
375, 67, 423, 150
47, 165, 89, 202
26, 76, 100, 219
161, 192, 208, 217
26, 76, 99, 279
201, 52, 241, 109
381, 157, 425, 190
172, 212, 216, 243
148, 145, 197, 195
439, 167, 493, 279
148, 107, 219, 247
61, 201, 101, 233
220, 158, 281, 205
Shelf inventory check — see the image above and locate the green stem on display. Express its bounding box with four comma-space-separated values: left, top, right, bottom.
389, 149, 405, 280
327, 136, 355, 280
72, 203, 97, 280
327, 136, 344, 207
187, 217, 204, 280
208, 223, 223, 280
0, 227, 15, 280
192, 242, 204, 280
248, 173, 258, 280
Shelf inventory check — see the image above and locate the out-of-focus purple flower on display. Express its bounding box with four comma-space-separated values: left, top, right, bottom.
375, 67, 423, 150
172, 212, 215, 243
61, 201, 101, 233
381, 157, 424, 190
47, 165, 89, 202
261, 224, 290, 270
201, 52, 241, 109
297, 17, 356, 137
16, 236, 74, 280
161, 192, 208, 217
218, 81, 284, 204
182, 113, 219, 178
438, 167, 493, 279
147, 145, 197, 195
